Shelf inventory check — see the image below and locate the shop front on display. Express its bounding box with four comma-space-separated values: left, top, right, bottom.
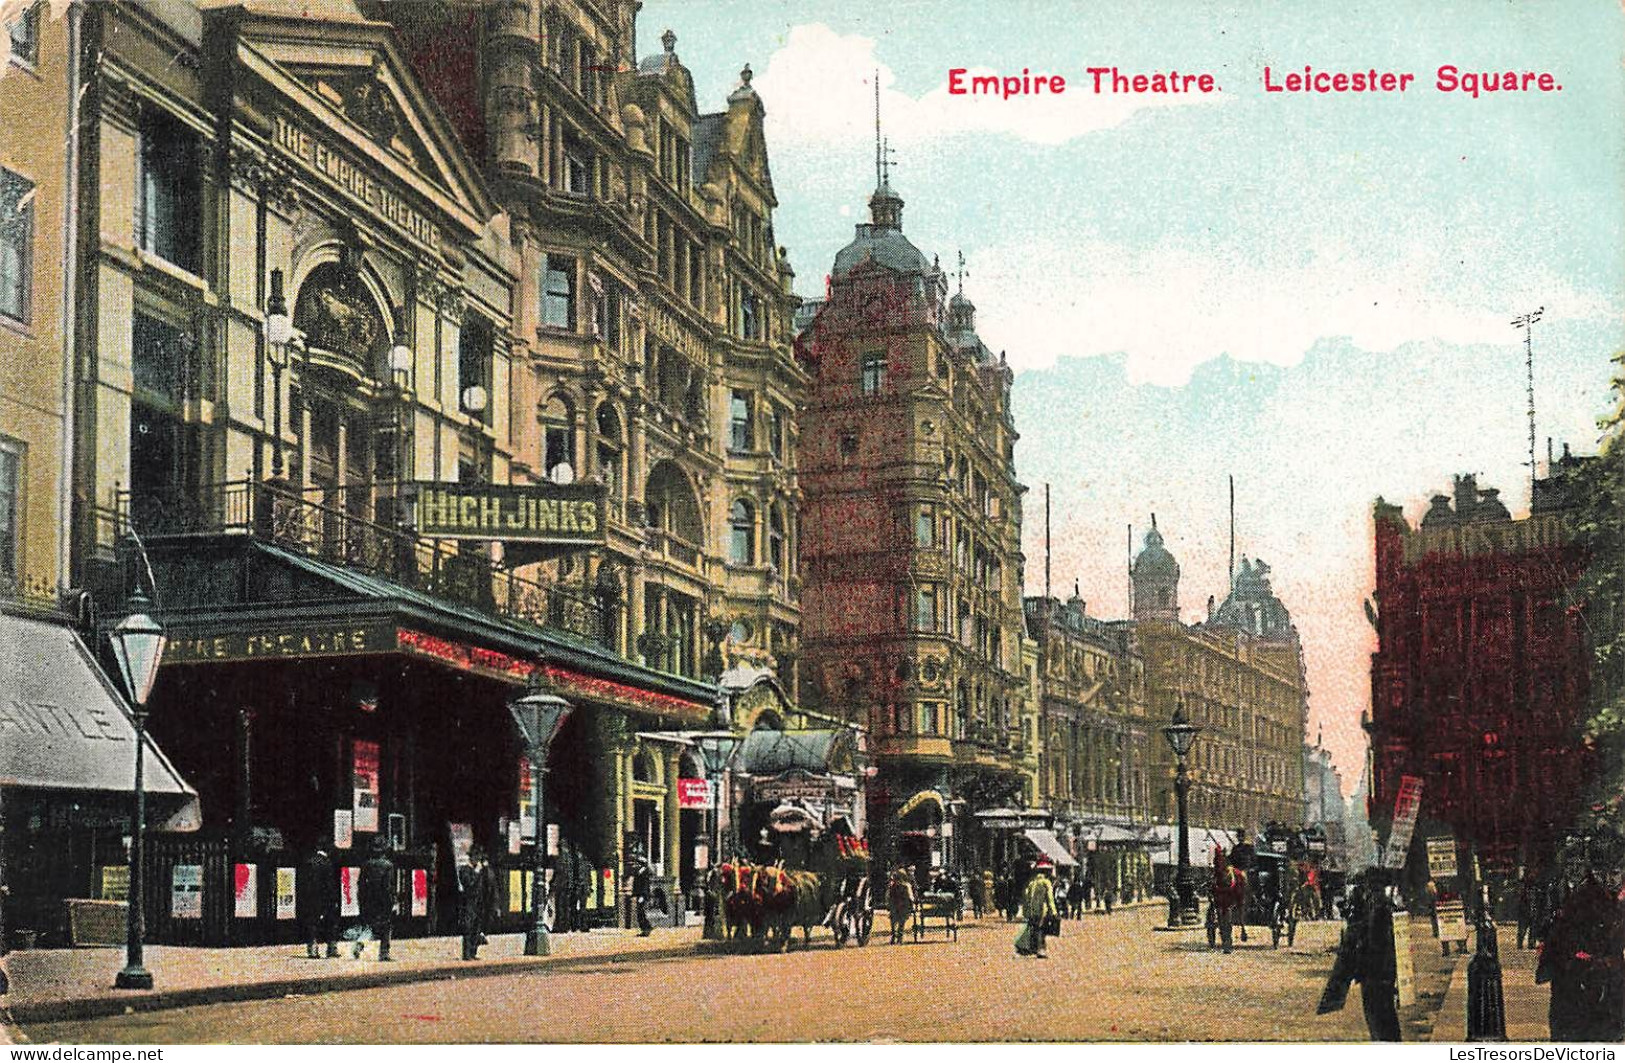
1, 605, 199, 948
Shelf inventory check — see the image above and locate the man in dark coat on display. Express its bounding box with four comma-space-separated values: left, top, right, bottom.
297, 842, 339, 959
355, 836, 396, 961
631, 851, 654, 936
1318, 870, 1401, 1041
570, 841, 593, 931
1536, 872, 1625, 1042
458, 848, 493, 960
552, 841, 576, 933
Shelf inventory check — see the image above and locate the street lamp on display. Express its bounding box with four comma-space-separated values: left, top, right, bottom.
1162, 699, 1202, 928
109, 579, 167, 990
507, 671, 573, 956
692, 730, 742, 941
263, 268, 293, 480
388, 312, 413, 519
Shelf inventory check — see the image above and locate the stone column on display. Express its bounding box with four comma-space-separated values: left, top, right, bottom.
663, 748, 682, 926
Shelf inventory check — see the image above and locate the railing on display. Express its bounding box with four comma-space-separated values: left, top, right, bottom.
111, 480, 612, 646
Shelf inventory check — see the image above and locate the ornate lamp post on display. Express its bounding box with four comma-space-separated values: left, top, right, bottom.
110, 575, 167, 990
692, 731, 742, 940
263, 269, 293, 480
1161, 700, 1202, 928
507, 672, 573, 956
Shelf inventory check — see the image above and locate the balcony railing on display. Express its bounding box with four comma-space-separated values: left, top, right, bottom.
110, 480, 612, 646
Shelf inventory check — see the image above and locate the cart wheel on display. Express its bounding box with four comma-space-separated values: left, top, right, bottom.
857, 908, 874, 946
833, 906, 851, 947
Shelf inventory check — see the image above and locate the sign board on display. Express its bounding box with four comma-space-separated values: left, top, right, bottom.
333, 810, 354, 850
275, 868, 297, 921
756, 773, 838, 803
1426, 836, 1458, 879
172, 864, 203, 919
1436, 900, 1469, 945
677, 778, 713, 810
411, 869, 429, 917
1382, 775, 1424, 870
509, 869, 527, 914
508, 819, 522, 856
695, 842, 710, 871
352, 740, 381, 833
340, 866, 360, 916
1393, 913, 1417, 1007
547, 823, 560, 857
164, 623, 397, 665
234, 863, 258, 918
518, 758, 537, 836
412, 482, 607, 544
100, 865, 130, 903
449, 822, 473, 868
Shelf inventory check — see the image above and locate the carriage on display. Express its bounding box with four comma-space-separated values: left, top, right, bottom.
715, 805, 875, 952
826, 831, 876, 947
1206, 848, 1298, 949
913, 874, 962, 942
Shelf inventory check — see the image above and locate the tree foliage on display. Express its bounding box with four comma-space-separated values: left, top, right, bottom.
1576, 351, 1625, 826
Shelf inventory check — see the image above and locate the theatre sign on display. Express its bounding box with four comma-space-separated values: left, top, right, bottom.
411, 482, 607, 544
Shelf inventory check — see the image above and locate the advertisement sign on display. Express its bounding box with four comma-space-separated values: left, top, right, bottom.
412, 482, 607, 544
518, 758, 537, 836
695, 842, 710, 871
449, 822, 473, 868
275, 868, 297, 921
163, 622, 397, 665
340, 866, 360, 916
100, 865, 130, 903
1382, 775, 1424, 870
546, 823, 560, 857
1393, 915, 1417, 1007
352, 740, 381, 833
411, 869, 429, 917
755, 771, 837, 803
234, 863, 258, 918
1426, 836, 1459, 879
333, 810, 354, 850
172, 864, 203, 919
508, 819, 522, 856
1436, 900, 1469, 945
677, 778, 712, 810
509, 869, 530, 914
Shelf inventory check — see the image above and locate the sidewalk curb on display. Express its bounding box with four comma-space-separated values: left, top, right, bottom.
9, 940, 726, 1027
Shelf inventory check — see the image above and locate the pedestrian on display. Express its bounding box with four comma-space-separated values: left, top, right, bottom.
458, 847, 491, 960
979, 867, 995, 919
1080, 873, 1093, 913
632, 852, 654, 936
1317, 869, 1401, 1041
1536, 870, 1625, 1042
1016, 857, 1057, 959
1466, 910, 1507, 1041
573, 842, 593, 932
1516, 867, 1538, 949
887, 865, 915, 945
354, 836, 396, 961
1068, 873, 1086, 919
297, 840, 340, 959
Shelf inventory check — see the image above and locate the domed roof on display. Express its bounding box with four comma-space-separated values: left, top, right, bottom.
1134, 525, 1179, 578
949, 291, 974, 312
832, 225, 930, 279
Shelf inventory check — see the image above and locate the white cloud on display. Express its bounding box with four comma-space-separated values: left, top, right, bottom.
754, 23, 1221, 152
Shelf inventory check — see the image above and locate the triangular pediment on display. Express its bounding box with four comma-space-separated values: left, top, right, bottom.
226, 11, 494, 237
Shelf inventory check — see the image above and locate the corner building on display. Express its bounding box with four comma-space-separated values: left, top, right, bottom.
796, 176, 1026, 876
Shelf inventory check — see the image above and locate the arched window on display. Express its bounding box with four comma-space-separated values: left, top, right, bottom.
543, 393, 576, 476
768, 503, 786, 571
632, 750, 657, 784
730, 499, 756, 564
644, 461, 703, 544
595, 402, 622, 494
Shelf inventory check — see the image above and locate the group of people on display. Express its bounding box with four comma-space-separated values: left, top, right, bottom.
296, 837, 399, 962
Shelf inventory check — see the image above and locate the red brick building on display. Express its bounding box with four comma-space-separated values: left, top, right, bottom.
1368, 458, 1593, 880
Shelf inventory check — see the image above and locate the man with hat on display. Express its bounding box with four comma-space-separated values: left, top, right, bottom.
1018, 857, 1058, 959
354, 835, 396, 961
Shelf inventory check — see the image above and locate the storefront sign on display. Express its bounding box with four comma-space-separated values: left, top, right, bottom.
1402, 512, 1573, 564
234, 864, 258, 918
172, 864, 203, 919
412, 483, 606, 543
100, 865, 130, 903
756, 772, 839, 803
274, 116, 443, 251
411, 869, 429, 917
1426, 835, 1458, 879
163, 623, 397, 665
353, 740, 381, 833
677, 778, 712, 810
340, 866, 360, 917
276, 868, 297, 921
334, 809, 354, 850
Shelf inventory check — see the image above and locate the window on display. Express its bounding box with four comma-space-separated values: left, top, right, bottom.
729, 499, 755, 565
915, 504, 934, 549
543, 395, 575, 475
8, 2, 39, 65
541, 254, 576, 330
915, 583, 937, 632
0, 440, 19, 588
458, 314, 493, 422
564, 142, 590, 196
860, 352, 887, 395
768, 504, 786, 571
729, 390, 753, 452
739, 288, 759, 340
132, 313, 187, 404
138, 109, 202, 275
0, 169, 32, 323
594, 286, 622, 350
768, 405, 785, 459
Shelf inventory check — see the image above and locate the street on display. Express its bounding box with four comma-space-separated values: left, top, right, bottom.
22, 908, 1412, 1043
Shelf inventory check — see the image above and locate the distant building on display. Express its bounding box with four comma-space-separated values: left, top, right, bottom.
1303, 738, 1348, 868
1368, 459, 1594, 880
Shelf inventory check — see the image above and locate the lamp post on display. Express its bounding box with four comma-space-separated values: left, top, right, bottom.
693, 730, 742, 941
388, 313, 413, 523
264, 269, 293, 480
1162, 699, 1202, 928
507, 671, 573, 956
110, 578, 167, 990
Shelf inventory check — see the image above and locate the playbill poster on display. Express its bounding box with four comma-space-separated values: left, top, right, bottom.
1, 0, 1622, 1052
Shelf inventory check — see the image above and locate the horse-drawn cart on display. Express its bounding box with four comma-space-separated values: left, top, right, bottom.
1206, 847, 1297, 950
914, 875, 963, 942
827, 833, 875, 947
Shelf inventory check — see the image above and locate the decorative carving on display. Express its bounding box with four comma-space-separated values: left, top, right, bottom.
335, 60, 400, 148
293, 262, 383, 363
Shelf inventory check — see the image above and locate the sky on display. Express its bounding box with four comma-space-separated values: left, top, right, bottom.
642, 0, 1625, 787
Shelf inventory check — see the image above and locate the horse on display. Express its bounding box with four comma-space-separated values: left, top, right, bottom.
721, 861, 766, 950
886, 867, 916, 944
1207, 847, 1248, 953
753, 863, 825, 952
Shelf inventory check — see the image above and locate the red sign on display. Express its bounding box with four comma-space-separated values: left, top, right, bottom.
677, 778, 712, 810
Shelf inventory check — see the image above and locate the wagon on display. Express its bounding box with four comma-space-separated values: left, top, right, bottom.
913, 888, 961, 941
1206, 849, 1297, 948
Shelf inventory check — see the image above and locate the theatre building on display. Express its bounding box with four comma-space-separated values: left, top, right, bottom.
54, 1, 721, 943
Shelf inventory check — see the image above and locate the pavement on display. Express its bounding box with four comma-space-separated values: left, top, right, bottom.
1, 924, 714, 1029
1430, 924, 1552, 1042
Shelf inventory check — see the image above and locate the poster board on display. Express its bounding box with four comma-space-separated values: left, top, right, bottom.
547, 823, 560, 857
234, 863, 258, 918
508, 819, 522, 855
1393, 913, 1416, 1007
352, 739, 381, 833
340, 866, 360, 916
1425, 836, 1458, 879
172, 864, 203, 919
334, 810, 354, 851
411, 869, 429, 917
518, 758, 536, 836
100, 865, 130, 903
1435, 900, 1469, 945
276, 868, 297, 920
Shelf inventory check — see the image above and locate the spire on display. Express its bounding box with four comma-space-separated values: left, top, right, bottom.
867, 70, 903, 230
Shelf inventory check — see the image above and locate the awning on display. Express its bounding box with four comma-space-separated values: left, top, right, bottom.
1023, 828, 1078, 867
1, 610, 200, 829
896, 789, 947, 820
1148, 826, 1237, 867
739, 728, 853, 776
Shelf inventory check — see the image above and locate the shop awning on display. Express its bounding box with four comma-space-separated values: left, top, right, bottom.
1148, 826, 1238, 867
739, 729, 853, 776
1023, 828, 1078, 867
897, 789, 947, 820
0, 610, 199, 828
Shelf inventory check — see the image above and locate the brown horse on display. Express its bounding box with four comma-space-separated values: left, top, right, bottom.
721, 861, 765, 949
1208, 847, 1248, 953
752, 863, 825, 951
